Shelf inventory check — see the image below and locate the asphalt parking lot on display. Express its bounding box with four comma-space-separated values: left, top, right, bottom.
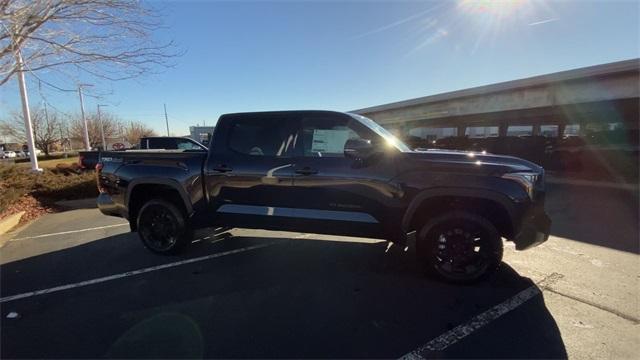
1, 183, 638, 359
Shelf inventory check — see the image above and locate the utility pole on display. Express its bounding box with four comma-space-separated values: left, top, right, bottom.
43, 101, 52, 155
43, 101, 50, 129
119, 123, 125, 144
77, 84, 92, 150
59, 122, 67, 156
15, 50, 41, 172
67, 124, 73, 151
97, 104, 108, 150
164, 103, 170, 136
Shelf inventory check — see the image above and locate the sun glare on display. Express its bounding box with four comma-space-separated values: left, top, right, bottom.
453, 0, 541, 52
458, 0, 528, 19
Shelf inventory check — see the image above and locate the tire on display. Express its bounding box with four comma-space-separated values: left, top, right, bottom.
136, 199, 192, 255
417, 211, 503, 284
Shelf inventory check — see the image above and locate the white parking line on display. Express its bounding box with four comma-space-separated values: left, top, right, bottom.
9, 223, 129, 242
0, 241, 280, 303
400, 272, 564, 359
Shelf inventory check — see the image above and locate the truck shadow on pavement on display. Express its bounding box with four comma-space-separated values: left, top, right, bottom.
1, 231, 567, 359
546, 183, 639, 253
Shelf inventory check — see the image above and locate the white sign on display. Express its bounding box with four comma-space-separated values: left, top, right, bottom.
311, 129, 350, 155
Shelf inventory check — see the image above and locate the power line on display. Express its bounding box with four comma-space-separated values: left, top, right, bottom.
35, 80, 74, 118
42, 98, 74, 119
23, 60, 105, 101
23, 63, 75, 93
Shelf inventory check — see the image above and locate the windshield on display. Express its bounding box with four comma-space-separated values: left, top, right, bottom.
348, 113, 411, 152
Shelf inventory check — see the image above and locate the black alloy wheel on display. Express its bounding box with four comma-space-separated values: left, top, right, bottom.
137, 199, 191, 254
418, 211, 503, 283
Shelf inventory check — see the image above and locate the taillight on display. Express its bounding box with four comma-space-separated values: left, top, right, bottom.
78, 155, 85, 168
95, 163, 105, 193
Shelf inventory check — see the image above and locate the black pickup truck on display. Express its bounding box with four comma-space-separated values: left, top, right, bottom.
97, 110, 550, 283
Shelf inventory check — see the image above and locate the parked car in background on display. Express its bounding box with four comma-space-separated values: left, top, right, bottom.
25, 149, 42, 156
78, 151, 101, 170
79, 137, 207, 170
139, 136, 207, 151
1, 150, 17, 158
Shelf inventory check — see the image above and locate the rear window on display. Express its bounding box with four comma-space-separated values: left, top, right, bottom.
227, 117, 297, 157
146, 138, 177, 149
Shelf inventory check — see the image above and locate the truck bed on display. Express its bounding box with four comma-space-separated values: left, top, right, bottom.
97, 150, 209, 219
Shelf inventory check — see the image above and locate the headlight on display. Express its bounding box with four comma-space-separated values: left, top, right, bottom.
502, 172, 539, 199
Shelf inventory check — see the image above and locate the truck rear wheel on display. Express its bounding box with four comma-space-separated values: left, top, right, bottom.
417, 211, 503, 283
137, 199, 192, 255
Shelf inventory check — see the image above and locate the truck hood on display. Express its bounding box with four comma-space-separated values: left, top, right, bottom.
405, 149, 543, 175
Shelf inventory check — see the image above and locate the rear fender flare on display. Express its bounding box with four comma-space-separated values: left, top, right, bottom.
126, 178, 194, 216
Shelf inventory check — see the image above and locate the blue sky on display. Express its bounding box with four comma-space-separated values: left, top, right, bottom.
1, 0, 638, 136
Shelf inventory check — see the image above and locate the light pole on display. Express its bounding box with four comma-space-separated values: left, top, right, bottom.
77, 84, 93, 150
97, 104, 108, 150
15, 50, 42, 172
1, 22, 41, 172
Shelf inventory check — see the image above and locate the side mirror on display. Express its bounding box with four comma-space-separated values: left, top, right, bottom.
344, 138, 374, 159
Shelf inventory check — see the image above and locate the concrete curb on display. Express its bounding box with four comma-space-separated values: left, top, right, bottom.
546, 176, 638, 191
55, 198, 97, 210
0, 211, 24, 236
0, 211, 25, 248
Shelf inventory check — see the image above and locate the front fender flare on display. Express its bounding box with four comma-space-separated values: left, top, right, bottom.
401, 187, 518, 233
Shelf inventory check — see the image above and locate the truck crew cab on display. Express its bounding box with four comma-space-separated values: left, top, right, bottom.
96, 110, 550, 283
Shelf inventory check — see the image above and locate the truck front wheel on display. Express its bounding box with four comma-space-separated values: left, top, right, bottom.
417, 211, 503, 283
137, 199, 192, 255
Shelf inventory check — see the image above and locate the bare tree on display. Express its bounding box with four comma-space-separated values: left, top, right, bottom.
0, 0, 179, 86
69, 110, 120, 149
123, 120, 156, 146
0, 106, 60, 155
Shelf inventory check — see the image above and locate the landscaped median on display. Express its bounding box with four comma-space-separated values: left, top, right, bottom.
0, 162, 98, 230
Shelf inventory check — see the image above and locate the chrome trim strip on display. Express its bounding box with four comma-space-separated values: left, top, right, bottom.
217, 204, 378, 223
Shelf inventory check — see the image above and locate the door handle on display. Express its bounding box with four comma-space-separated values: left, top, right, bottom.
212, 164, 233, 173
295, 167, 317, 176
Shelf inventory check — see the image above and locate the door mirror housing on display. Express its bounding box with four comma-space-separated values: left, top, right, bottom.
344, 138, 374, 159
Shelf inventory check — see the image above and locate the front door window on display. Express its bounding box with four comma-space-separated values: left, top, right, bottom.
301, 117, 374, 158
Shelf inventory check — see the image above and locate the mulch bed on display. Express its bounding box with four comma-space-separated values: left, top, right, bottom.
0, 194, 62, 226
0, 163, 96, 227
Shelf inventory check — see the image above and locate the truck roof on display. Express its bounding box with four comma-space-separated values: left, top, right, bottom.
141, 136, 192, 139
219, 110, 348, 118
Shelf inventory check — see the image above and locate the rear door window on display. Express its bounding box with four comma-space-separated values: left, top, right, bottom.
227, 117, 297, 157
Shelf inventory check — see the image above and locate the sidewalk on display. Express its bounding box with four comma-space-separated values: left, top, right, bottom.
546, 175, 638, 191
55, 198, 97, 210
